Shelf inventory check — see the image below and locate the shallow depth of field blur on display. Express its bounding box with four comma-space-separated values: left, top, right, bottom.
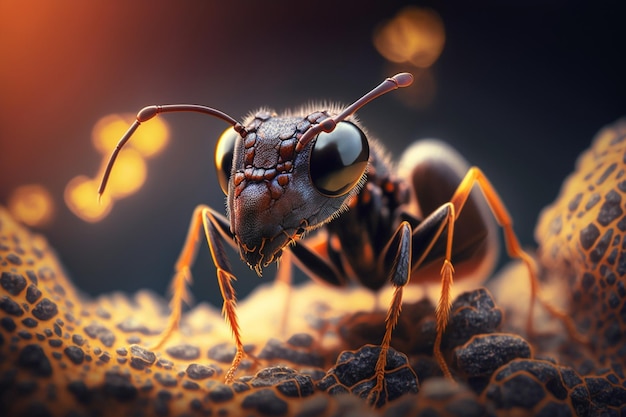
1, 1, 624, 307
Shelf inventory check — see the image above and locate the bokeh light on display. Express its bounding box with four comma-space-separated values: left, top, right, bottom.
92, 114, 133, 155
101, 148, 148, 199
7, 184, 54, 227
65, 176, 113, 223
373, 6, 445, 68
92, 113, 169, 158
129, 115, 170, 158
373, 6, 445, 109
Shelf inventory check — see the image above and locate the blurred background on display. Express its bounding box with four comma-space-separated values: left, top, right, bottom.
1, 1, 624, 307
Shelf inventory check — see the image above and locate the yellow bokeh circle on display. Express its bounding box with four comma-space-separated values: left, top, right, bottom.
7, 184, 54, 227
65, 176, 113, 223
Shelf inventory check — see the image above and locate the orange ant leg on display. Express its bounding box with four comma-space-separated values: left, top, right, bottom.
202, 206, 247, 382
151, 205, 206, 350
414, 205, 457, 380
152, 204, 246, 383
449, 167, 585, 343
408, 202, 458, 381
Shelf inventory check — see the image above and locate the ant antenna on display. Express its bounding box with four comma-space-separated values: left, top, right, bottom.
97, 105, 247, 199
97, 73, 413, 199
296, 72, 414, 152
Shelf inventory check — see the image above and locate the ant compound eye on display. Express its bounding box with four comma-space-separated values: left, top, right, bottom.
215, 127, 239, 195
309, 121, 369, 196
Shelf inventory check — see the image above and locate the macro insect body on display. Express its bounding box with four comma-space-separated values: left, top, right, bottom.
98, 73, 544, 402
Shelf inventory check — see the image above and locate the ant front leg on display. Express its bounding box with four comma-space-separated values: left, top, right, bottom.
151, 204, 245, 383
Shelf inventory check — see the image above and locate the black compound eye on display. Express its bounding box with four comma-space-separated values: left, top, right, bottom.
309, 121, 369, 196
215, 127, 239, 195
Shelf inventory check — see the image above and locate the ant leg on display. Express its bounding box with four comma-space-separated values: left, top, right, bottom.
151, 204, 245, 383
449, 167, 585, 343
369, 205, 457, 404
407, 204, 459, 380
151, 205, 206, 350
367, 220, 412, 406
202, 207, 246, 382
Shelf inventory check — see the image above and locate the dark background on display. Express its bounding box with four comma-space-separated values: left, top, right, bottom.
1, 1, 624, 307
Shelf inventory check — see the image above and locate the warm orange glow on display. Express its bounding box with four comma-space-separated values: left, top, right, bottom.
7, 184, 54, 227
92, 114, 169, 158
65, 176, 113, 223
373, 7, 445, 68
102, 149, 148, 199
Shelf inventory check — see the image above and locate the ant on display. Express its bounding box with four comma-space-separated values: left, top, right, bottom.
98, 73, 571, 405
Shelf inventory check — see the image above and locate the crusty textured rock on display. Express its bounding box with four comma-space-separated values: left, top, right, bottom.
480, 351, 626, 416
536, 118, 626, 373
454, 333, 531, 378
318, 344, 418, 408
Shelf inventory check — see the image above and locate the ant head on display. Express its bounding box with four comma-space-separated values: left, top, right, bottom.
217, 74, 414, 271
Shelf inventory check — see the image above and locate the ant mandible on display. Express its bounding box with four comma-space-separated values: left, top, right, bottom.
98, 73, 561, 404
